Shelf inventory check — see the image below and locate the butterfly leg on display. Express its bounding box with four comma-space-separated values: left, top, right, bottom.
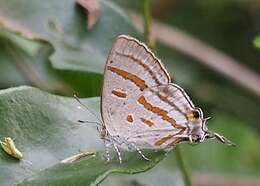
104, 140, 111, 162
112, 143, 122, 164
130, 143, 150, 161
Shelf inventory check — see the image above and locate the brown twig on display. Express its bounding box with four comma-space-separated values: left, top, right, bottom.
152, 0, 177, 18
130, 13, 260, 98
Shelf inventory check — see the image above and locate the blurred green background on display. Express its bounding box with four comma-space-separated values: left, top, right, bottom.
0, 0, 260, 185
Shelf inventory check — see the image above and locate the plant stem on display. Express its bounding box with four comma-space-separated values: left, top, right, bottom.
143, 0, 154, 50
175, 146, 192, 186
142, 1, 193, 185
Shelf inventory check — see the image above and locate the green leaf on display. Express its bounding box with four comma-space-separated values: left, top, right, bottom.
0, 86, 165, 186
0, 32, 29, 86
18, 151, 165, 186
0, 31, 102, 97
0, 0, 140, 96
0, 0, 139, 74
254, 36, 260, 49
101, 163, 183, 186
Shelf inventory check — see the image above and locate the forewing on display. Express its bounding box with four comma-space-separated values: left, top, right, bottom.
101, 35, 170, 136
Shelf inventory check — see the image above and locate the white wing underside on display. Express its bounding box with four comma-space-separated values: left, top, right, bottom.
101, 36, 198, 149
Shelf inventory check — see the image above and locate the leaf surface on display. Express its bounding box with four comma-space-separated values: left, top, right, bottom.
0, 86, 165, 186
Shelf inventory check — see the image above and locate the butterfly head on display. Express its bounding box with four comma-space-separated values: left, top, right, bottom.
188, 108, 235, 146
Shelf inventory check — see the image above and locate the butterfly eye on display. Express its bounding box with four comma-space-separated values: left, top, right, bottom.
192, 110, 200, 119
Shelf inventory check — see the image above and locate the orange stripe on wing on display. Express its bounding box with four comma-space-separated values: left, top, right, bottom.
107, 66, 148, 91
127, 114, 134, 123
168, 138, 183, 146
167, 128, 186, 147
112, 90, 127, 98
140, 117, 154, 127
137, 96, 183, 129
155, 134, 173, 146
155, 91, 187, 116
155, 127, 186, 146
115, 51, 163, 85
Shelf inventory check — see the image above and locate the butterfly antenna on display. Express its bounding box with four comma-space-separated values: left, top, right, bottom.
73, 94, 103, 125
213, 132, 236, 147
206, 131, 236, 146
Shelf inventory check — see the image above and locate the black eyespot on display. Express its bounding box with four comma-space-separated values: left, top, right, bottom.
192, 110, 200, 119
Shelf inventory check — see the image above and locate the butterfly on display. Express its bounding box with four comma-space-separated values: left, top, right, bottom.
76, 35, 234, 163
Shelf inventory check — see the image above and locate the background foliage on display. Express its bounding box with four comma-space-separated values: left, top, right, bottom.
0, 0, 260, 185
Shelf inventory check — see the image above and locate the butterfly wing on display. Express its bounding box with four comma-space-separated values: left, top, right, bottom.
125, 83, 204, 149
101, 35, 203, 149
101, 35, 170, 136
